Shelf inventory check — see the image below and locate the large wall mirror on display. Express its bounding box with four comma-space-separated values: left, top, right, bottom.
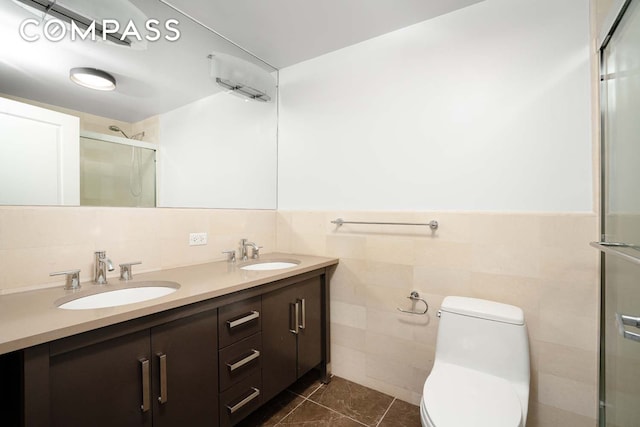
0, 0, 278, 209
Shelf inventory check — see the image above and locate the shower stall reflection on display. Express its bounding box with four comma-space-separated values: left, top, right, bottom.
80, 133, 156, 207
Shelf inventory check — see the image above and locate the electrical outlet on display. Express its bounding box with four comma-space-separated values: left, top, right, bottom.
189, 232, 208, 246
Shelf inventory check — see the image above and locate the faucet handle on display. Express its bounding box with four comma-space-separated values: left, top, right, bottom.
251, 246, 263, 259
50, 269, 81, 290
222, 250, 236, 263
119, 261, 142, 281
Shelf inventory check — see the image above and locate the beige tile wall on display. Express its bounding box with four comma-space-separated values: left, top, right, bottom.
0, 206, 276, 293
0, 206, 600, 426
277, 210, 600, 427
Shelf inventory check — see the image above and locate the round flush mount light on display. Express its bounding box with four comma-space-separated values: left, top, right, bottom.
69, 67, 116, 91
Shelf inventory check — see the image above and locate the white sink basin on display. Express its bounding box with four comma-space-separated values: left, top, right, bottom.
57, 281, 180, 310
240, 259, 300, 271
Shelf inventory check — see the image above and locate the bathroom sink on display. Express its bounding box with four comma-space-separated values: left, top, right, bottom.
56, 281, 180, 310
240, 259, 300, 271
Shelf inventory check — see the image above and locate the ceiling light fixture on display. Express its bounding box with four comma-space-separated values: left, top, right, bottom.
69, 67, 116, 91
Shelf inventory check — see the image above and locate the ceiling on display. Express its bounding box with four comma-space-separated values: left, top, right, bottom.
0, 0, 483, 122
163, 0, 485, 69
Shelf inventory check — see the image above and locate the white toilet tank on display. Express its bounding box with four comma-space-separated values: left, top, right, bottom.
435, 296, 530, 387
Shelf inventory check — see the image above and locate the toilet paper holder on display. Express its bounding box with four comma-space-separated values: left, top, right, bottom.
397, 291, 429, 315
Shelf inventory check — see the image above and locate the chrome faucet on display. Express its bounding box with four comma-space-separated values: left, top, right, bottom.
239, 238, 261, 261
94, 251, 114, 284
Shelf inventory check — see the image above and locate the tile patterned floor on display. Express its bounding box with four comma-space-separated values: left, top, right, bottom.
238, 371, 422, 427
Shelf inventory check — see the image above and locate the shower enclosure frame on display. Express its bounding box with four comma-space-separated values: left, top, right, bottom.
597, 0, 639, 425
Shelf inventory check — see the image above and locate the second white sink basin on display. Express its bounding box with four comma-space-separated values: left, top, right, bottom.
240, 259, 300, 271
57, 281, 180, 310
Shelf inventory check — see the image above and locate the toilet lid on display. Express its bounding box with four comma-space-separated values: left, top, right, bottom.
423, 362, 523, 427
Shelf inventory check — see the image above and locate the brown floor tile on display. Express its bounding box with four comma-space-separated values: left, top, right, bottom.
278, 400, 363, 426
236, 390, 304, 427
308, 376, 394, 426
287, 369, 324, 397
378, 399, 422, 427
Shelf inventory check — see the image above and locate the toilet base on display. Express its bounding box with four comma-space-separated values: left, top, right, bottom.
420, 396, 432, 427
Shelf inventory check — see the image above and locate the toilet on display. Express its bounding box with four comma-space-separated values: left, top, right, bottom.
420, 296, 530, 427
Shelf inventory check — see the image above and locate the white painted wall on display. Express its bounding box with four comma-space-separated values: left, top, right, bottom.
158, 90, 277, 209
278, 0, 592, 212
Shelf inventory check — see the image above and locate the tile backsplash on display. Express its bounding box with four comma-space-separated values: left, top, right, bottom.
0, 206, 276, 293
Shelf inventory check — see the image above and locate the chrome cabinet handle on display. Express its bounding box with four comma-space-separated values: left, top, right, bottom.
298, 298, 306, 329
227, 349, 261, 372
140, 358, 150, 412
616, 312, 640, 342
289, 302, 300, 335
226, 387, 260, 414
157, 353, 168, 404
227, 311, 260, 329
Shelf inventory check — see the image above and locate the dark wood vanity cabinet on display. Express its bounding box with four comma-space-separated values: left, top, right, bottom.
262, 275, 323, 402
23, 306, 219, 427
218, 296, 264, 427
11, 266, 332, 427
49, 330, 153, 427
150, 311, 219, 427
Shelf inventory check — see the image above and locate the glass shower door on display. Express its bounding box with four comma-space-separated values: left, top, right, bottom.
600, 1, 640, 425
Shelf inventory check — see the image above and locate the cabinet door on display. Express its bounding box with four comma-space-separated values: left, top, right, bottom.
50, 330, 152, 427
151, 310, 218, 427
261, 284, 299, 402
296, 276, 323, 378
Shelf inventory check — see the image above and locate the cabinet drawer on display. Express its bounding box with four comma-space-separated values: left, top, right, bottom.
219, 371, 262, 427
219, 333, 262, 391
219, 296, 262, 348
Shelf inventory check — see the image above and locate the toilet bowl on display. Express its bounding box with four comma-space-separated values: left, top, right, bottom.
420, 296, 530, 427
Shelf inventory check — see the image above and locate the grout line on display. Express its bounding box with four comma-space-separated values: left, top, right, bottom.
287, 382, 324, 400
277, 376, 403, 427
375, 397, 396, 427
275, 381, 326, 426
273, 391, 309, 426
306, 382, 325, 399
310, 401, 369, 426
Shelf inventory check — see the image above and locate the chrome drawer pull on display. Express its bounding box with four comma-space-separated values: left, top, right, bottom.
227, 349, 261, 372
227, 311, 260, 329
140, 358, 150, 412
157, 353, 168, 404
226, 387, 260, 414
289, 302, 299, 335
299, 298, 306, 329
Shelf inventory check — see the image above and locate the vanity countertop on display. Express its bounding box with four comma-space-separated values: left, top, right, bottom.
0, 253, 338, 355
